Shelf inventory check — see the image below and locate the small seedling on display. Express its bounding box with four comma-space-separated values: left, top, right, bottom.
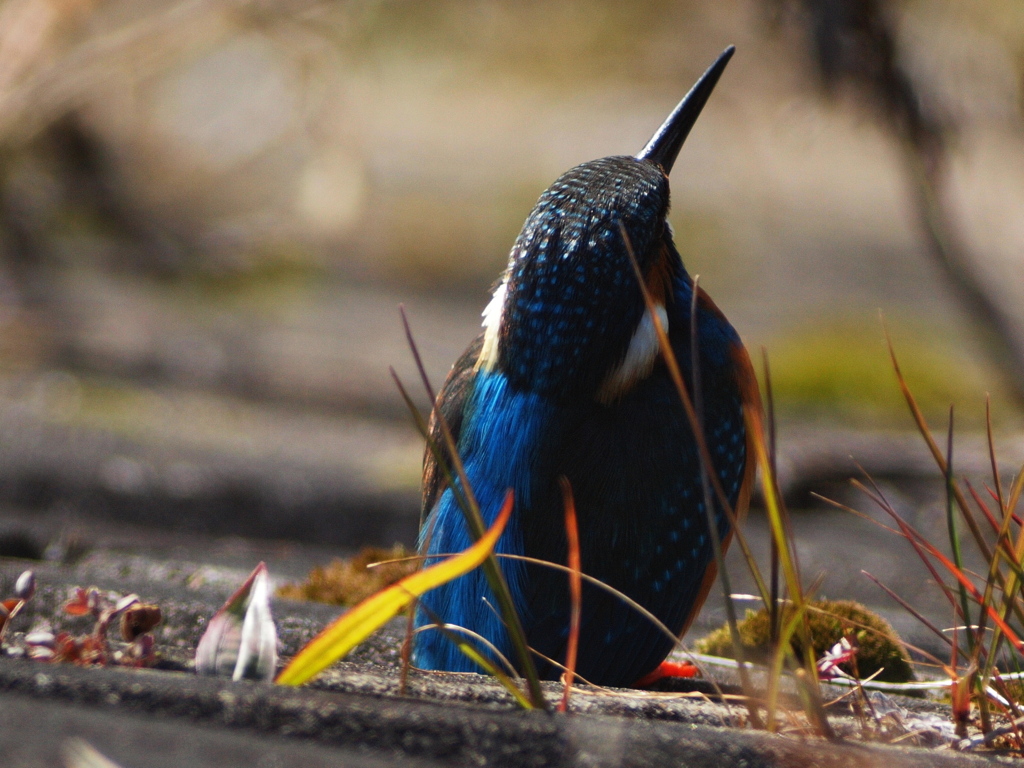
196, 562, 278, 682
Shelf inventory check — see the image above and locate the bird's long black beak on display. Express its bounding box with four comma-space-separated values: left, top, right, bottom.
636, 46, 734, 175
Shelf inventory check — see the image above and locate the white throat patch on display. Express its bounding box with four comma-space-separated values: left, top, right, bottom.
475, 280, 668, 398
596, 304, 668, 403
477, 278, 508, 371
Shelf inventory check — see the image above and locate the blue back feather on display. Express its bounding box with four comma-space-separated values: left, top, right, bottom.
415, 370, 554, 672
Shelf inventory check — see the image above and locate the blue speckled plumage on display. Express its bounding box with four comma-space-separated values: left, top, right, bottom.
501, 159, 667, 398
413, 48, 758, 688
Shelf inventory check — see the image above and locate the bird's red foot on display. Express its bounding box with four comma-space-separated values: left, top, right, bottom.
633, 660, 699, 687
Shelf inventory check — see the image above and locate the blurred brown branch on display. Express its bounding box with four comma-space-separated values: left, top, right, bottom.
771, 0, 1024, 405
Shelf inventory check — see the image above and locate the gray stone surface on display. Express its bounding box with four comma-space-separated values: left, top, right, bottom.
0, 653, 1011, 768
0, 533, 1016, 768
1, 689, 431, 768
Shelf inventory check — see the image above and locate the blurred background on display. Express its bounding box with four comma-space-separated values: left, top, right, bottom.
0, 0, 1022, 636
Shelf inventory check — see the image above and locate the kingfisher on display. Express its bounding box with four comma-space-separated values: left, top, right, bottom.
413, 47, 760, 688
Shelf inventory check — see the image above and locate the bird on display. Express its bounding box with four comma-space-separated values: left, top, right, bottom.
413, 46, 760, 689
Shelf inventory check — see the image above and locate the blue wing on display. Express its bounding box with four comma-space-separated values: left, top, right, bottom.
414, 338, 555, 673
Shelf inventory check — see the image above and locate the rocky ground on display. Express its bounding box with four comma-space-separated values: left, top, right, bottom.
0, 547, 1015, 768
0, 399, 1022, 767
0, 547, 1016, 768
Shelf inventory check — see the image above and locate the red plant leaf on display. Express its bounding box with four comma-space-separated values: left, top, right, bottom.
559, 478, 581, 713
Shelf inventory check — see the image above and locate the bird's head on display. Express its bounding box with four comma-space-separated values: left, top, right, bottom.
477, 47, 734, 402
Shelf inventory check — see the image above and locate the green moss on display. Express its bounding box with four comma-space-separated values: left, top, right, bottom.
694, 599, 915, 684
765, 320, 1018, 428
277, 545, 416, 606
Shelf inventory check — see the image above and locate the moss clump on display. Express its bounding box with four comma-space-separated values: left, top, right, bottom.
694, 599, 915, 684
277, 545, 416, 606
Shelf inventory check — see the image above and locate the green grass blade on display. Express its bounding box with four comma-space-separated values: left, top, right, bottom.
944, 408, 974, 656
276, 494, 514, 686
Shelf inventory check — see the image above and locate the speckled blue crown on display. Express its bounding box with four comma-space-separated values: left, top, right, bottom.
498, 155, 669, 399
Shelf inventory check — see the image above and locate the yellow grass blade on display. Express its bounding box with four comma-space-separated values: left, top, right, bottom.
440, 634, 535, 709
276, 492, 514, 686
